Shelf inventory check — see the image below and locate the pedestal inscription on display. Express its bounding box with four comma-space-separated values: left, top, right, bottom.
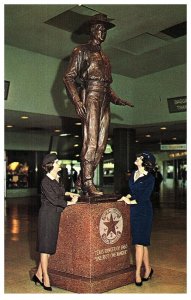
48, 199, 136, 293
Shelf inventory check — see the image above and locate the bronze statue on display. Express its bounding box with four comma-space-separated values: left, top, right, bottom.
64, 14, 133, 196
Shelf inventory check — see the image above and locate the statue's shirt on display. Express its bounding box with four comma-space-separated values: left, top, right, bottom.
65, 43, 113, 86
64, 42, 121, 106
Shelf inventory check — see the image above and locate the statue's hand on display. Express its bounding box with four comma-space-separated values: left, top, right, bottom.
119, 99, 134, 107
75, 101, 87, 120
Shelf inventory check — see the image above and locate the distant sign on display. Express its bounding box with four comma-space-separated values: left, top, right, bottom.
167, 96, 186, 113
160, 144, 187, 151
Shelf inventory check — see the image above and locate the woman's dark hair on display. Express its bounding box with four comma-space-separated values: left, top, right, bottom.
142, 157, 155, 172
136, 153, 156, 173
42, 162, 54, 173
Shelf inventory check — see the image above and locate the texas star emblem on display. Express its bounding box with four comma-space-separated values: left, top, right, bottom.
99, 208, 123, 244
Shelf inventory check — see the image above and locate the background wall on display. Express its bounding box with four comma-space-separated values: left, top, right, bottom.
132, 64, 186, 125
4, 45, 186, 197
5, 45, 74, 117
5, 45, 186, 128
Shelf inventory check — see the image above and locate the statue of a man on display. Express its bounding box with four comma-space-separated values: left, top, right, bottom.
64, 14, 133, 196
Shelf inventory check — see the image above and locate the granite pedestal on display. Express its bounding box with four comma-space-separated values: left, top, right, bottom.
47, 195, 137, 293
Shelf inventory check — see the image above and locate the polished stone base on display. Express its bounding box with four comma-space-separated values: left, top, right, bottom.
48, 265, 136, 293
46, 198, 138, 293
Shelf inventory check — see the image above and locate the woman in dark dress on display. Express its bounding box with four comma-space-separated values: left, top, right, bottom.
119, 151, 155, 286
32, 153, 79, 291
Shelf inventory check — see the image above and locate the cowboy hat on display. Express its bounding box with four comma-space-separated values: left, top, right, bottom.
88, 13, 115, 30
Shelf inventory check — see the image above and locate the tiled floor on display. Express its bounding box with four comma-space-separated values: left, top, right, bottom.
4, 180, 186, 294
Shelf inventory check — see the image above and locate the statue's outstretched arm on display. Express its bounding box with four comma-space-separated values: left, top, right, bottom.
110, 88, 134, 107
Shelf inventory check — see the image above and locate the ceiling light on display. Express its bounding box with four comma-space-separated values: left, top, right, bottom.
135, 140, 139, 143
20, 116, 29, 119
60, 133, 71, 136
160, 127, 167, 130
6, 125, 13, 128
54, 129, 61, 132
75, 154, 80, 157
74, 144, 79, 147
74, 135, 79, 138
75, 122, 81, 126
172, 137, 177, 140
145, 134, 151, 137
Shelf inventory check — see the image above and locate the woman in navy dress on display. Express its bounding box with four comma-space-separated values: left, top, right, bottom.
32, 153, 79, 291
119, 151, 155, 286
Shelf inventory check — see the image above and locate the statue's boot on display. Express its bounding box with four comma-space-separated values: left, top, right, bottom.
75, 172, 82, 190
83, 183, 103, 196
82, 161, 103, 196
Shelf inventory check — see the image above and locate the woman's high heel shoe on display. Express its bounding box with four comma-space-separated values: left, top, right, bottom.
43, 284, 52, 291
135, 280, 142, 287
142, 268, 154, 281
31, 274, 43, 286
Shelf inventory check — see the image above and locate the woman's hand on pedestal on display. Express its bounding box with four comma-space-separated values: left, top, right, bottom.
117, 195, 137, 205
65, 192, 80, 205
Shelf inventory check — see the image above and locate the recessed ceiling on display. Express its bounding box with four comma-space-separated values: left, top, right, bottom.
116, 33, 167, 55
45, 5, 98, 33
5, 4, 186, 78
161, 21, 186, 38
